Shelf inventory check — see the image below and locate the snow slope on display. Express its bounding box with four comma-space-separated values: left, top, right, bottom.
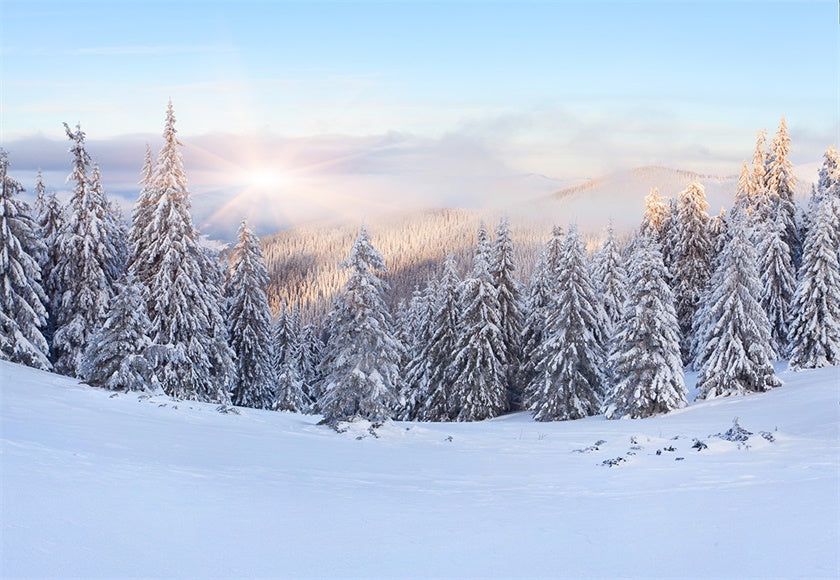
1, 360, 838, 578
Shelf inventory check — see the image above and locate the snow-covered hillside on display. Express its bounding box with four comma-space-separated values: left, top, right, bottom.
1, 359, 838, 578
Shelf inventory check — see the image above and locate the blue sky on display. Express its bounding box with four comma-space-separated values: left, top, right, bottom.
1, 0, 837, 233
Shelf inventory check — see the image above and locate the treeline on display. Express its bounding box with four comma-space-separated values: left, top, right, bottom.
1, 111, 838, 424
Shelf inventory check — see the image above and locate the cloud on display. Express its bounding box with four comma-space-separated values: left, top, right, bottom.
3, 107, 835, 240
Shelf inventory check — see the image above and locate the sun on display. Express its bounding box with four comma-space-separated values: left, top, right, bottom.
243, 167, 285, 189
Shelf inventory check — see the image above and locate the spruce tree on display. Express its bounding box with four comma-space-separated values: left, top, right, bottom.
604, 234, 686, 419
131, 102, 234, 403
316, 226, 402, 424
410, 255, 461, 421
671, 181, 713, 364
273, 303, 308, 411
225, 221, 277, 409
524, 226, 605, 421
79, 274, 156, 392
640, 187, 669, 241
520, 245, 553, 388
448, 226, 508, 421
695, 226, 781, 398
747, 129, 770, 226
129, 144, 156, 281
766, 117, 799, 265
731, 161, 751, 222
490, 217, 524, 406
90, 163, 128, 284
788, 196, 840, 369
592, 220, 627, 337
0, 150, 51, 369
33, 172, 63, 350
708, 207, 729, 266
660, 197, 680, 274
295, 321, 322, 402
51, 124, 119, 376
756, 215, 796, 358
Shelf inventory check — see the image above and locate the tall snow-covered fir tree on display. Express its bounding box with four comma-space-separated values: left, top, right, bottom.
756, 215, 796, 359
295, 320, 322, 402
490, 217, 523, 407
89, 163, 128, 284
225, 221, 277, 410
766, 117, 800, 266
128, 144, 156, 281
807, 147, 840, 252
524, 225, 605, 421
130, 101, 234, 403
316, 226, 403, 424
660, 197, 680, 273
604, 233, 686, 419
671, 181, 713, 365
272, 303, 307, 412
640, 187, 669, 241
708, 207, 729, 266
408, 255, 462, 422
51, 123, 122, 376
694, 225, 781, 399
520, 244, 553, 389
788, 195, 840, 369
33, 171, 63, 349
0, 150, 51, 370
79, 273, 156, 392
592, 220, 627, 338
447, 226, 508, 421
747, 129, 770, 226
731, 161, 752, 222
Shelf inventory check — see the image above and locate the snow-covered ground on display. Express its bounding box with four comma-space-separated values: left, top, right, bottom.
1, 360, 838, 578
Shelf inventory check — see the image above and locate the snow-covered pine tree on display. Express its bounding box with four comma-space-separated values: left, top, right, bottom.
520, 244, 553, 389
316, 226, 403, 424
51, 123, 120, 376
756, 215, 796, 358
592, 220, 627, 337
766, 117, 800, 266
132, 101, 234, 403
0, 150, 50, 370
640, 187, 669, 241
788, 195, 840, 369
295, 320, 322, 402
731, 161, 752, 222
33, 172, 63, 349
272, 302, 308, 412
409, 255, 462, 422
524, 225, 605, 421
79, 274, 156, 392
671, 181, 713, 364
225, 221, 277, 409
397, 281, 438, 419
604, 233, 686, 419
490, 217, 524, 407
660, 197, 680, 273
695, 225, 781, 398
128, 144, 156, 281
807, 147, 840, 250
89, 163, 128, 284
747, 129, 770, 222
708, 207, 729, 263
448, 226, 508, 421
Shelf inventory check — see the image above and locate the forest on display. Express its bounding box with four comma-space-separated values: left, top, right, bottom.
1, 103, 838, 425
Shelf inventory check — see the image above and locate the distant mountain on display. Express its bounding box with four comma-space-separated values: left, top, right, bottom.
260, 165, 812, 324
539, 165, 811, 230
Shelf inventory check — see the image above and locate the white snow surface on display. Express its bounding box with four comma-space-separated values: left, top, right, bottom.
1, 360, 838, 578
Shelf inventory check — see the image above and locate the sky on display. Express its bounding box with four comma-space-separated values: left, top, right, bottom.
1, 0, 838, 237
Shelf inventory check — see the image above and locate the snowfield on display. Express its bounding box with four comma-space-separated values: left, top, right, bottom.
1, 360, 838, 578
